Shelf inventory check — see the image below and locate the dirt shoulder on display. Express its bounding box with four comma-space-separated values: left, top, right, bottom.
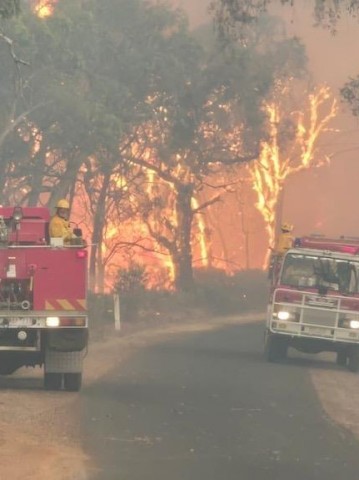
310, 365, 359, 439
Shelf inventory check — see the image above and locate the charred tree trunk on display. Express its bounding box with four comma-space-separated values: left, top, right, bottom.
48, 153, 85, 211
173, 184, 194, 292
28, 144, 48, 206
89, 169, 111, 292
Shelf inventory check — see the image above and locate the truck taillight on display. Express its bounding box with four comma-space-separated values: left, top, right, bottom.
76, 250, 87, 259
60, 317, 86, 327
46, 317, 86, 327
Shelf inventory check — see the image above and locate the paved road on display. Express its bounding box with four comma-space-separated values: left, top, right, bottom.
80, 322, 359, 479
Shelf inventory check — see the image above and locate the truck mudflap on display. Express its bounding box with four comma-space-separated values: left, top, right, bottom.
44, 349, 84, 391
45, 349, 85, 374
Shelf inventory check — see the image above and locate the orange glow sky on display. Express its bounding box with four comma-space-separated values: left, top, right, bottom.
174, 0, 359, 241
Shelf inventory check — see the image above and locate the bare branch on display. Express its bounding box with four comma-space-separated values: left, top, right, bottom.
0, 31, 29, 66
0, 102, 49, 149
192, 193, 222, 214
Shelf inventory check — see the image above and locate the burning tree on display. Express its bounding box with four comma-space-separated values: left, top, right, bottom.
248, 83, 338, 264
0, 0, 309, 292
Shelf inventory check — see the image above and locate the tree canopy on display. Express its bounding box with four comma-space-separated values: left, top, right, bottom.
211, 0, 359, 32
0, 0, 314, 290
0, 0, 20, 19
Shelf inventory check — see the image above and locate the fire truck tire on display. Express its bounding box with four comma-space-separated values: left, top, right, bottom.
265, 333, 288, 362
44, 372, 62, 390
64, 372, 82, 392
336, 350, 348, 367
347, 348, 359, 372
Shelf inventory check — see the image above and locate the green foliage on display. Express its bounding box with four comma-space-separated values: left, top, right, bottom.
211, 0, 359, 33
0, 0, 20, 19
341, 76, 359, 116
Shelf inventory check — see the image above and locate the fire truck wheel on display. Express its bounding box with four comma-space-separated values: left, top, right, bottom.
347, 348, 359, 373
64, 373, 82, 392
44, 373, 62, 390
264, 333, 288, 362
336, 350, 348, 367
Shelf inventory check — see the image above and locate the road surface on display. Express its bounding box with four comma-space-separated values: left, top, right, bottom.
80, 321, 359, 480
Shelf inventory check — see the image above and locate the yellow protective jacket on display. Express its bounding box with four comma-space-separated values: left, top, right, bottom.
49, 214, 73, 242
274, 232, 293, 255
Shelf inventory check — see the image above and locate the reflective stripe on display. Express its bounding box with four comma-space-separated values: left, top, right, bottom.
76, 299, 87, 309
45, 301, 56, 310
45, 299, 86, 311
58, 299, 76, 310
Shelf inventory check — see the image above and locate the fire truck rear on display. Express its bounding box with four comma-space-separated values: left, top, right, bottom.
0, 206, 88, 391
266, 236, 359, 371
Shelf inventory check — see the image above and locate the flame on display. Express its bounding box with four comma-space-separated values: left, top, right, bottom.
191, 197, 209, 268
34, 1, 57, 18
250, 85, 338, 266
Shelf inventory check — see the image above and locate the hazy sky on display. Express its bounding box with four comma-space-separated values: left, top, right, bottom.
171, 0, 359, 238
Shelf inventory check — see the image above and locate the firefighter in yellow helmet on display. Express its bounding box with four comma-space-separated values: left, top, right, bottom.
49, 199, 74, 242
275, 222, 294, 256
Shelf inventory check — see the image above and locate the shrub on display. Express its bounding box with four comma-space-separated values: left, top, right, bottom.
113, 264, 148, 321
92, 268, 269, 325
193, 268, 268, 315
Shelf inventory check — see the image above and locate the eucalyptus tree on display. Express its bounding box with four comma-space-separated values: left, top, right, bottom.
128, 18, 307, 291
211, 0, 359, 33
0, 0, 307, 292
211, 1, 359, 129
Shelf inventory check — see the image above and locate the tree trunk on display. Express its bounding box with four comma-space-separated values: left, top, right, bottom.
48, 153, 85, 211
89, 170, 111, 292
28, 144, 48, 206
173, 185, 194, 292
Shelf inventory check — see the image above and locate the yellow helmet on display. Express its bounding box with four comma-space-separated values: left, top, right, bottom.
281, 222, 292, 232
56, 199, 70, 209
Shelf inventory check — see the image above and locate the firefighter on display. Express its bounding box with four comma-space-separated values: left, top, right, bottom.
274, 222, 294, 256
268, 222, 294, 280
49, 199, 74, 242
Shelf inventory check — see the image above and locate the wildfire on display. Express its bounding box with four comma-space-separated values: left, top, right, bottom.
250, 85, 338, 265
34, 0, 57, 18
191, 197, 209, 268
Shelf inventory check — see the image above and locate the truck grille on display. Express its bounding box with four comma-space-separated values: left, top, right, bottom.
301, 308, 337, 328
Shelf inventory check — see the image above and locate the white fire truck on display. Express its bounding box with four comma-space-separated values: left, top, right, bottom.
266, 236, 359, 371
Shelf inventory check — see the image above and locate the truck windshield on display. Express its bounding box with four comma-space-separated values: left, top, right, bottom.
280, 253, 359, 294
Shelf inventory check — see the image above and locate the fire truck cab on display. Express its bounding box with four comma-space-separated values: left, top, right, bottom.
0, 206, 88, 391
266, 235, 359, 371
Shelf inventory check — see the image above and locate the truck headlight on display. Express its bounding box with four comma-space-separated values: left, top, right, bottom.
273, 308, 299, 322
46, 316, 60, 327
277, 311, 291, 321
350, 320, 359, 329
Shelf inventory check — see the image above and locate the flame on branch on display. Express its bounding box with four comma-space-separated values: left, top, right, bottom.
34, 0, 57, 18
250, 85, 338, 264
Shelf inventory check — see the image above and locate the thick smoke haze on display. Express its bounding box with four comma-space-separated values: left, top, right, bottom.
174, 0, 359, 241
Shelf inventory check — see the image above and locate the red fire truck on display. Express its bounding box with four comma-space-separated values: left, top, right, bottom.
0, 206, 88, 391
266, 235, 359, 371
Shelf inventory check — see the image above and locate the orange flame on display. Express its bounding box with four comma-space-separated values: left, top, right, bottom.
250, 85, 338, 265
34, 0, 57, 18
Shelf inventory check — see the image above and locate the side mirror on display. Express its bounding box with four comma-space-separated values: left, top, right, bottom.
73, 228, 82, 237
